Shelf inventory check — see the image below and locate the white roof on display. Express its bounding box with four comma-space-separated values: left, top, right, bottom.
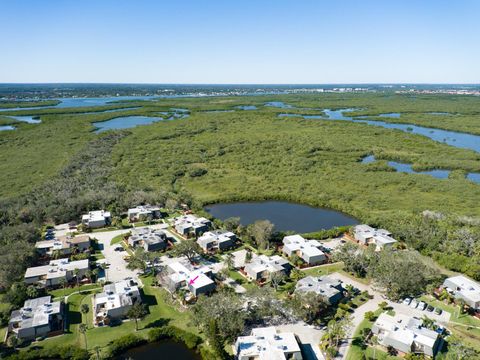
283, 234, 325, 258
9, 296, 61, 330
94, 280, 140, 312
373, 313, 439, 351
82, 210, 110, 221
236, 326, 301, 360
25, 259, 89, 278
444, 275, 480, 303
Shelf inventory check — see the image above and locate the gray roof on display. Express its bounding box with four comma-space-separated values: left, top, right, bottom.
295, 275, 343, 300
10, 296, 61, 330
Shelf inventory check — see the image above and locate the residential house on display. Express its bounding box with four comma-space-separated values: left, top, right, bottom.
127, 205, 162, 222
81, 210, 111, 228
93, 280, 141, 326
24, 259, 89, 287
35, 234, 90, 257
234, 326, 303, 360
164, 260, 216, 297
8, 296, 64, 341
295, 275, 345, 304
197, 230, 236, 252
282, 235, 327, 265
173, 214, 211, 236
353, 224, 397, 250
443, 275, 480, 310
128, 227, 170, 252
244, 255, 291, 281
371, 313, 442, 357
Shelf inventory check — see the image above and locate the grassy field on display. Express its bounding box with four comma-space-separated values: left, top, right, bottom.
22, 275, 199, 357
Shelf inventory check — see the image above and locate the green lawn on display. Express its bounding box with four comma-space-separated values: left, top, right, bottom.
110, 233, 127, 245
301, 262, 345, 277
23, 275, 200, 357
49, 283, 102, 301
0, 327, 7, 343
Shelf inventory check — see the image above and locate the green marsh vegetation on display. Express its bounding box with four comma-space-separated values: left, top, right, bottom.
0, 99, 61, 109
1, 93, 480, 310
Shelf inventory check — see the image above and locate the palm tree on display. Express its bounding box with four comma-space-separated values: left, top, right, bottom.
81, 304, 90, 326
79, 323, 88, 350
91, 268, 99, 283
371, 335, 379, 360
225, 253, 234, 270
73, 268, 80, 287
100, 263, 108, 282
127, 303, 147, 331
59, 277, 67, 299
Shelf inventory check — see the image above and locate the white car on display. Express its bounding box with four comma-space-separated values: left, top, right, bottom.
410, 299, 419, 309
418, 301, 427, 310
403, 297, 412, 305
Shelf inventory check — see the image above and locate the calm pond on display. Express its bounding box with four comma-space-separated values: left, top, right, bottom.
204, 201, 358, 232
92, 116, 164, 133
116, 340, 201, 360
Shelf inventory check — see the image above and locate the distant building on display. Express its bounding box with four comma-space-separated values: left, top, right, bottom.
234, 326, 303, 360
282, 235, 327, 265
244, 255, 291, 281
35, 234, 90, 257
443, 275, 480, 310
8, 296, 64, 341
93, 280, 141, 326
127, 205, 162, 222
164, 260, 216, 297
128, 227, 171, 252
295, 275, 345, 304
81, 210, 111, 228
173, 214, 211, 236
24, 259, 89, 287
353, 225, 397, 250
371, 313, 442, 357
197, 230, 236, 252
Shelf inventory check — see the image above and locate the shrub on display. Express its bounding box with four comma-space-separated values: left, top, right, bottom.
6, 345, 88, 360
107, 334, 145, 356
147, 325, 201, 349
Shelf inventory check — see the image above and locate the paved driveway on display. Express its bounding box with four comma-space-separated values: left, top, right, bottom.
89, 224, 168, 284
276, 322, 325, 360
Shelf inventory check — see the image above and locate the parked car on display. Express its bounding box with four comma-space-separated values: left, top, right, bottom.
403, 297, 412, 305
427, 305, 434, 312
434, 308, 443, 315
418, 301, 427, 311
410, 299, 419, 309
114, 246, 123, 251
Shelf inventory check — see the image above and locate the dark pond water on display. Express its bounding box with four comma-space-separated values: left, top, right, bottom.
378, 113, 401, 118
235, 105, 257, 110
265, 101, 293, 108
92, 116, 164, 133
204, 201, 358, 232
388, 161, 450, 179
361, 155, 480, 183
116, 340, 201, 360
0, 96, 159, 112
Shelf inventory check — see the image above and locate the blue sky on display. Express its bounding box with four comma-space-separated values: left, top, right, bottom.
1, 0, 479, 83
